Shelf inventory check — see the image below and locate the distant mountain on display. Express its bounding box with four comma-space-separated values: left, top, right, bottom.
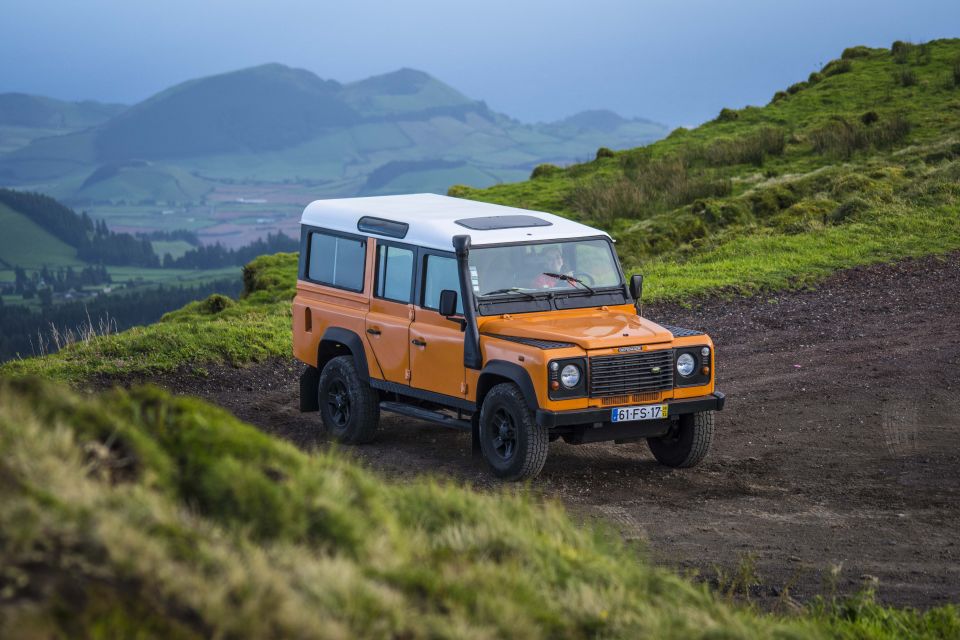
339, 68, 477, 117
0, 93, 126, 154
96, 64, 357, 160
0, 93, 125, 129
0, 64, 667, 246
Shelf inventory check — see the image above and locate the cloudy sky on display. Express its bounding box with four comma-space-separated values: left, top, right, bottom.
2, 0, 958, 126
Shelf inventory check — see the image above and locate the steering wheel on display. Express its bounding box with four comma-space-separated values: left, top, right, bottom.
571, 271, 596, 286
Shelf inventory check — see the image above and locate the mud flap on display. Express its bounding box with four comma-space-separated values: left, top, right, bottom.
471, 413, 481, 459
299, 365, 320, 412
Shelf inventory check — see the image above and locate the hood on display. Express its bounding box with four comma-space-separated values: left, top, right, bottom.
480, 306, 673, 350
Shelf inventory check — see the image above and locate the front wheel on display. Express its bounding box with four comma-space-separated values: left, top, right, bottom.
318, 355, 380, 444
647, 411, 714, 468
479, 383, 548, 481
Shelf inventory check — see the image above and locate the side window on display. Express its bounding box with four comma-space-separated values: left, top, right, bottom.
307, 231, 365, 291
422, 254, 463, 313
375, 244, 414, 303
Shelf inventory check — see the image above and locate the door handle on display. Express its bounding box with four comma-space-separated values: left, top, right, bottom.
411, 338, 427, 347
366, 327, 381, 336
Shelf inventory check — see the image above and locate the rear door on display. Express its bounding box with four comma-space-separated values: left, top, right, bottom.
409, 250, 467, 399
365, 240, 415, 384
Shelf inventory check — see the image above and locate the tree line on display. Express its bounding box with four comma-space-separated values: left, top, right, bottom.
162, 231, 297, 269
0, 278, 242, 362
1, 188, 297, 271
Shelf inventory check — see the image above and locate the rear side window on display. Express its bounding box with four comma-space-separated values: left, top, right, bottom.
375, 244, 414, 302
422, 254, 463, 313
307, 231, 365, 291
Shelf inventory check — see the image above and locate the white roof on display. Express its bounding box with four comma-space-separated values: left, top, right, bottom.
300, 193, 610, 251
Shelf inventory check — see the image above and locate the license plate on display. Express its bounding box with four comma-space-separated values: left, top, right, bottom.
610, 404, 669, 422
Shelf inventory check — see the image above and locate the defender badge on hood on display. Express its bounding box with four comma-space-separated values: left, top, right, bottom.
618, 345, 643, 353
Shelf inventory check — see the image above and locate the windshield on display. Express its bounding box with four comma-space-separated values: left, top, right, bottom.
469, 238, 622, 298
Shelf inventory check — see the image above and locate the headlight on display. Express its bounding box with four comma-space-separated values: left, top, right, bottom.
676, 353, 696, 377
560, 364, 581, 388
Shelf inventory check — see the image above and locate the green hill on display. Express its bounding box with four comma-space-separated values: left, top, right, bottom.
0, 64, 667, 245
452, 39, 960, 299
0, 93, 125, 155
96, 64, 358, 160
339, 67, 477, 117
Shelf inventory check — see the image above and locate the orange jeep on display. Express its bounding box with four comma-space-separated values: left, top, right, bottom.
294, 194, 724, 480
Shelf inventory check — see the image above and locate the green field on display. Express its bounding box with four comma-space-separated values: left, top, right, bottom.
0, 203, 80, 270
149, 239, 197, 260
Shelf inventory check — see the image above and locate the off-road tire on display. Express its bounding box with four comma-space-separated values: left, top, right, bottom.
647, 410, 714, 468
318, 355, 380, 444
479, 382, 548, 481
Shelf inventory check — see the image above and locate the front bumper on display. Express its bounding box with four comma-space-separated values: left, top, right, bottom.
535, 391, 725, 429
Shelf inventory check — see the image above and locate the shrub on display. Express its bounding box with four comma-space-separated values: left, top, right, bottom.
772, 198, 838, 233
807, 72, 823, 85
770, 90, 789, 104
891, 40, 915, 64
447, 184, 471, 198
787, 81, 808, 95
690, 127, 786, 167
747, 183, 800, 218
870, 112, 911, 148
569, 155, 732, 221
716, 108, 739, 122
860, 111, 879, 126
568, 177, 644, 223
823, 59, 853, 76
829, 196, 871, 223
692, 199, 754, 227
809, 114, 909, 158
530, 163, 561, 179
842, 46, 872, 60
953, 58, 960, 87
896, 69, 918, 87
595, 147, 615, 160
809, 119, 862, 158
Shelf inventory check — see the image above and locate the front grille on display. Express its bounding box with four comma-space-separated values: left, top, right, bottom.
600, 392, 662, 406
589, 349, 674, 397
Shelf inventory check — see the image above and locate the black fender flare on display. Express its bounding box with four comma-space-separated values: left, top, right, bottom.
476, 360, 539, 413
318, 327, 371, 382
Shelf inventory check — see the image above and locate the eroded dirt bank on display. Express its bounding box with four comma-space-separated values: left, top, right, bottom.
153, 252, 960, 609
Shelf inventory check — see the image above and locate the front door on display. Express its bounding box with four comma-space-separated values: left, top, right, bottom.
409, 252, 466, 399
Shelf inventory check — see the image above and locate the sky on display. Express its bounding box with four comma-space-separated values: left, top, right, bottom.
2, 0, 958, 127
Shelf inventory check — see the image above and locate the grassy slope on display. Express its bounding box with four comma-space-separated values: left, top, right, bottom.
2, 377, 958, 639
2, 255, 959, 637
453, 39, 960, 300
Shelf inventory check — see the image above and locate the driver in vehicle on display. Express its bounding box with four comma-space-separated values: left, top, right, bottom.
532, 246, 574, 289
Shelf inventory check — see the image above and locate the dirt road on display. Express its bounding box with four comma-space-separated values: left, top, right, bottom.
157, 252, 960, 609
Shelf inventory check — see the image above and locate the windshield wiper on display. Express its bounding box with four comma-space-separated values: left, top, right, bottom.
541, 272, 596, 294
479, 287, 539, 300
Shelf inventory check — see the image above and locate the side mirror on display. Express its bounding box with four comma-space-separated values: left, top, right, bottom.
629, 274, 643, 302
438, 289, 459, 317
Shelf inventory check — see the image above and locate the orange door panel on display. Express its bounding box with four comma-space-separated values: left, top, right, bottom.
409, 309, 466, 398
366, 298, 411, 384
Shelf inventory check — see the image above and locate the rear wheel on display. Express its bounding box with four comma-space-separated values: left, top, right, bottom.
318, 355, 380, 444
479, 383, 548, 481
647, 411, 714, 468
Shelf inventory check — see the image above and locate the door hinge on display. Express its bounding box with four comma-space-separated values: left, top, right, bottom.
460, 381, 468, 394
404, 369, 411, 381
